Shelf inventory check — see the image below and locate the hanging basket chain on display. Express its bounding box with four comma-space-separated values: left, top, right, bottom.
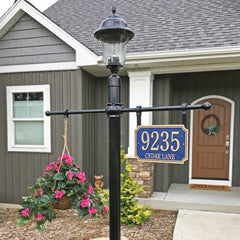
52, 118, 71, 191
59, 119, 71, 172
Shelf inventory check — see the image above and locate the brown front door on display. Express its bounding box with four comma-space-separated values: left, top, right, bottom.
192, 98, 231, 180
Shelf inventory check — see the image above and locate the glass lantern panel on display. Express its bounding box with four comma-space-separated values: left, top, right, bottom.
102, 41, 127, 66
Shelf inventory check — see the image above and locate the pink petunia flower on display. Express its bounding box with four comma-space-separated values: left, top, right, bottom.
103, 206, 108, 217
80, 198, 90, 208
84, 192, 90, 199
76, 172, 86, 184
65, 158, 72, 165
68, 170, 74, 180
22, 208, 30, 217
45, 162, 58, 171
59, 154, 73, 165
76, 164, 81, 169
58, 154, 68, 160
38, 188, 43, 196
33, 193, 37, 197
55, 190, 65, 199
88, 184, 93, 194
89, 207, 97, 217
37, 213, 43, 221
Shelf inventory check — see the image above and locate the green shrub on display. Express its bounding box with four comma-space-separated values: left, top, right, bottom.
120, 150, 152, 226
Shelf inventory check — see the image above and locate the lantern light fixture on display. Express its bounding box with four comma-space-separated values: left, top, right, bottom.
94, 7, 134, 72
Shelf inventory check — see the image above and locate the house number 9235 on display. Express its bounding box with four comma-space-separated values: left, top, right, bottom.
135, 125, 188, 164
141, 131, 180, 152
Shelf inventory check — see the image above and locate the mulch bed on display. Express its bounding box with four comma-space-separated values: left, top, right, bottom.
0, 208, 177, 240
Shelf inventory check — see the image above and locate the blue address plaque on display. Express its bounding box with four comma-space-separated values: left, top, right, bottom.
135, 125, 188, 164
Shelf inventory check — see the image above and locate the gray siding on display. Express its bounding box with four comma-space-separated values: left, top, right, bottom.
153, 75, 172, 192
0, 70, 83, 203
81, 70, 95, 184
0, 14, 75, 66
0, 69, 129, 203
153, 70, 240, 190
82, 75, 129, 187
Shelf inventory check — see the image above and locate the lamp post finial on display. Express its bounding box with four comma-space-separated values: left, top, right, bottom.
112, 6, 116, 14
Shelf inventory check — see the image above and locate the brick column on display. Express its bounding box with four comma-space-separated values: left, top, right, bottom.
128, 158, 154, 198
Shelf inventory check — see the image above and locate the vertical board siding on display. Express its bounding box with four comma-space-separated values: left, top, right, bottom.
152, 75, 171, 192
121, 77, 130, 153
81, 70, 96, 185
0, 69, 129, 203
0, 14, 75, 66
0, 70, 83, 203
91, 76, 129, 188
93, 77, 109, 186
154, 70, 240, 188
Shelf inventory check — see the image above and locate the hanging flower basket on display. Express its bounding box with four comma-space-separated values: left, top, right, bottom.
17, 120, 108, 230
52, 195, 72, 210
17, 154, 107, 230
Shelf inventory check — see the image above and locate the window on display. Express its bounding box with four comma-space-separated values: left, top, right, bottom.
7, 85, 51, 152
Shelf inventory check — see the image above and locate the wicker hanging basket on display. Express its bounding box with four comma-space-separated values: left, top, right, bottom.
52, 195, 72, 210
51, 119, 72, 210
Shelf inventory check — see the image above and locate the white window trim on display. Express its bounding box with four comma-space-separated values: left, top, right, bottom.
7, 84, 51, 152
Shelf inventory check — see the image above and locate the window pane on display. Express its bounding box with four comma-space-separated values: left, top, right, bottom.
15, 121, 44, 145
13, 92, 43, 118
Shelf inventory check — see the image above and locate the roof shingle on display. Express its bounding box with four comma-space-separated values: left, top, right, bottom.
44, 0, 240, 55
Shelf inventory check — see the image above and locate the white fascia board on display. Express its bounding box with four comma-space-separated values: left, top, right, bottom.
0, 0, 98, 67
97, 46, 240, 74
126, 46, 240, 63
0, 62, 78, 73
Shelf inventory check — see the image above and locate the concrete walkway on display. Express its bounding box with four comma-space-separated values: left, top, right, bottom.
137, 183, 240, 213
137, 184, 240, 240
173, 209, 240, 240
0, 203, 21, 209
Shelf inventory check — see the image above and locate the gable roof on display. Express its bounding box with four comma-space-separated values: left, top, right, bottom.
44, 0, 240, 56
0, 0, 98, 67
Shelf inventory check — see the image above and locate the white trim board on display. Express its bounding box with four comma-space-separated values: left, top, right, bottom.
124, 46, 240, 75
189, 95, 235, 186
0, 62, 78, 73
126, 46, 240, 62
0, 0, 98, 67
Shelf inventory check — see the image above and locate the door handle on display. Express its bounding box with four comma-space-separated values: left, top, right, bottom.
225, 141, 229, 154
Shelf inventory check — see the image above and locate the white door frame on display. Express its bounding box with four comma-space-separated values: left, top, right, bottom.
189, 95, 235, 186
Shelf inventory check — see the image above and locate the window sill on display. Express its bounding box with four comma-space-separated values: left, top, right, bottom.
8, 145, 51, 153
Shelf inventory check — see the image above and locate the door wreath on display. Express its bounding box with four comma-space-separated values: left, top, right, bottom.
201, 114, 220, 135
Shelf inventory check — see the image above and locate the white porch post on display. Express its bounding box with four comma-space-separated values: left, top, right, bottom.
127, 70, 154, 157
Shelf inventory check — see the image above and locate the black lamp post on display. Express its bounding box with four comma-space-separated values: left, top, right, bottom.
94, 7, 134, 240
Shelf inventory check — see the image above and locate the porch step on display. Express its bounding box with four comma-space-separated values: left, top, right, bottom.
137, 183, 240, 214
